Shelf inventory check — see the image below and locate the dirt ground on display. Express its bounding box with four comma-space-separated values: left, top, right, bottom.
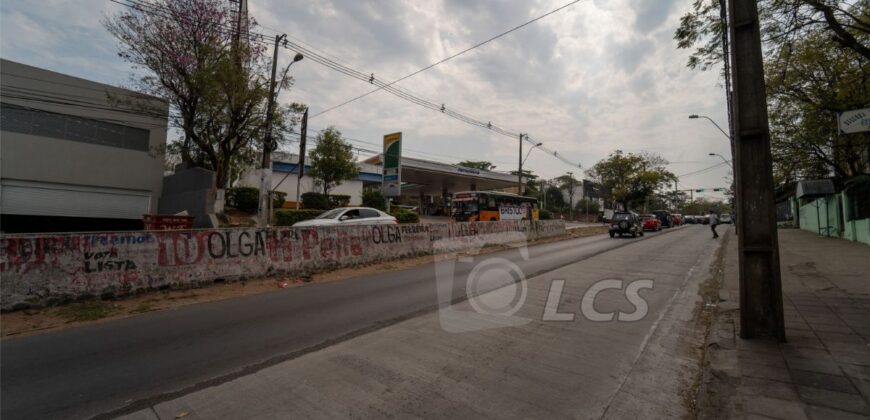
0, 225, 607, 338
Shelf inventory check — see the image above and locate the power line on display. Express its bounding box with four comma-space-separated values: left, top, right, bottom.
110, 0, 584, 169
676, 162, 730, 178
310, 0, 585, 118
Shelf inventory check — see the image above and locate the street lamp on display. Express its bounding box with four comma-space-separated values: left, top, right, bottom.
689, 114, 730, 140
522, 142, 543, 166
708, 152, 732, 167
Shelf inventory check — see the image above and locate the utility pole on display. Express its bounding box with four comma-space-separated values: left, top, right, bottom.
518, 133, 524, 195
258, 33, 286, 227
567, 172, 575, 221
728, 0, 785, 340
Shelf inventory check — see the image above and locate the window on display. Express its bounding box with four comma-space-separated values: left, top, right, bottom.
360, 209, 381, 218
341, 209, 361, 220
0, 103, 150, 151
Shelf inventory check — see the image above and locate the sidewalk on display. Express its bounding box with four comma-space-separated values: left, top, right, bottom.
699, 228, 870, 419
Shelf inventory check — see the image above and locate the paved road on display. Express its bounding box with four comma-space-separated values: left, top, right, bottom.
1, 226, 697, 420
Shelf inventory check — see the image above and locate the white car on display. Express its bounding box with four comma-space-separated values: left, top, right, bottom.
292, 207, 397, 227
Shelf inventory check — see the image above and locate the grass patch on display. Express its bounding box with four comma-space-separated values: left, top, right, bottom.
55, 301, 116, 323
129, 302, 157, 314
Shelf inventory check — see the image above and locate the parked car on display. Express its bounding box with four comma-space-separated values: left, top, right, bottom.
720, 213, 733, 224
293, 207, 397, 227
640, 214, 661, 231
609, 212, 644, 238
701, 215, 710, 225
651, 210, 672, 228
672, 214, 683, 226
684, 215, 695, 224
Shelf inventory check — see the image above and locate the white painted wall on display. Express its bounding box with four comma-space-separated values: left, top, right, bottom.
238, 169, 363, 206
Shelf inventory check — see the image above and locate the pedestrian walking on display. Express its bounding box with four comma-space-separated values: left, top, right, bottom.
710, 211, 720, 238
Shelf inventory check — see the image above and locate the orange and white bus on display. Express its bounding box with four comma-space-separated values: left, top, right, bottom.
451, 191, 539, 222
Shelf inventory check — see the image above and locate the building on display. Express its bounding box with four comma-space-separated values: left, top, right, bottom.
237, 154, 381, 207
0, 59, 169, 233
361, 154, 520, 216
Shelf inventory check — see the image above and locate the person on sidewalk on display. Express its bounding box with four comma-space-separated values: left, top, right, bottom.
710, 211, 720, 238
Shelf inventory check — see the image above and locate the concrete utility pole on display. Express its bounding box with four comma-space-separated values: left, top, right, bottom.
518, 133, 524, 195
258, 34, 286, 227
728, 0, 785, 340
567, 172, 575, 221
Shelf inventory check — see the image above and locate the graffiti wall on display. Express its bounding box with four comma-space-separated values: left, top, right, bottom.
0, 220, 565, 310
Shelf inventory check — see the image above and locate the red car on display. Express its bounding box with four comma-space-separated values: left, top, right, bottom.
672, 214, 683, 226
640, 214, 661, 231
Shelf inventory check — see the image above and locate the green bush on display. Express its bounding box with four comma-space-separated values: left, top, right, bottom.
392, 209, 420, 224
274, 209, 325, 226
227, 187, 259, 213
300, 193, 351, 209
328, 194, 351, 208
301, 192, 329, 209
273, 191, 287, 209
362, 190, 386, 210
539, 209, 552, 220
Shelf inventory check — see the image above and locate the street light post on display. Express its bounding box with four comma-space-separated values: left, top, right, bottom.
258, 35, 303, 227
689, 114, 731, 140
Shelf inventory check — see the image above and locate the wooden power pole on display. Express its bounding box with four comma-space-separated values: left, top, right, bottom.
728, 0, 785, 340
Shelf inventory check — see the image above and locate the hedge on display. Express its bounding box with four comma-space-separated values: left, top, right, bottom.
362, 189, 386, 210
274, 209, 325, 226
301, 192, 351, 209
392, 209, 420, 224
539, 209, 552, 220
226, 187, 259, 213
227, 187, 288, 212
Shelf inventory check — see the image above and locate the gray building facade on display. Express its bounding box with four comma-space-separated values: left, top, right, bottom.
0, 59, 169, 232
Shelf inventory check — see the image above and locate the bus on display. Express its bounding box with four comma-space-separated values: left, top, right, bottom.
451, 191, 539, 222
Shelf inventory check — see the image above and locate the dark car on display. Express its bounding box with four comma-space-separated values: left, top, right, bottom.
651, 210, 672, 228
609, 212, 644, 238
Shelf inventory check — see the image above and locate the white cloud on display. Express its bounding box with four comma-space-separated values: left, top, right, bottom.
1, 0, 733, 196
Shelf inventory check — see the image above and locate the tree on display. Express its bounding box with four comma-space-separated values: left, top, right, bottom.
509, 169, 539, 196
674, 0, 869, 185
675, 0, 870, 70
575, 198, 600, 215
584, 151, 676, 211
457, 161, 497, 171
104, 0, 301, 188
544, 186, 566, 211
308, 127, 359, 196
767, 31, 870, 183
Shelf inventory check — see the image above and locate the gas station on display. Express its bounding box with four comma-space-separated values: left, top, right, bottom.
360, 154, 519, 216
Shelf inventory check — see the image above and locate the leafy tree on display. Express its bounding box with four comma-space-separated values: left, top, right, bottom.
104, 0, 302, 187
544, 186, 566, 211
509, 169, 539, 195
575, 198, 600, 215
584, 151, 676, 211
308, 127, 359, 196
457, 161, 497, 171
674, 0, 869, 185
767, 31, 870, 183
675, 0, 869, 70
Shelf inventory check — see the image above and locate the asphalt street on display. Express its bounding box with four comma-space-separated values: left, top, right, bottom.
1, 224, 708, 419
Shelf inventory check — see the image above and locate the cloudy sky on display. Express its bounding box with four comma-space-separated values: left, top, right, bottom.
1, 0, 732, 199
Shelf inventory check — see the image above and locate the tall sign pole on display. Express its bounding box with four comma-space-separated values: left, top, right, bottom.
518, 133, 524, 194
258, 33, 286, 227
728, 0, 785, 340
295, 107, 308, 209
382, 132, 403, 211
